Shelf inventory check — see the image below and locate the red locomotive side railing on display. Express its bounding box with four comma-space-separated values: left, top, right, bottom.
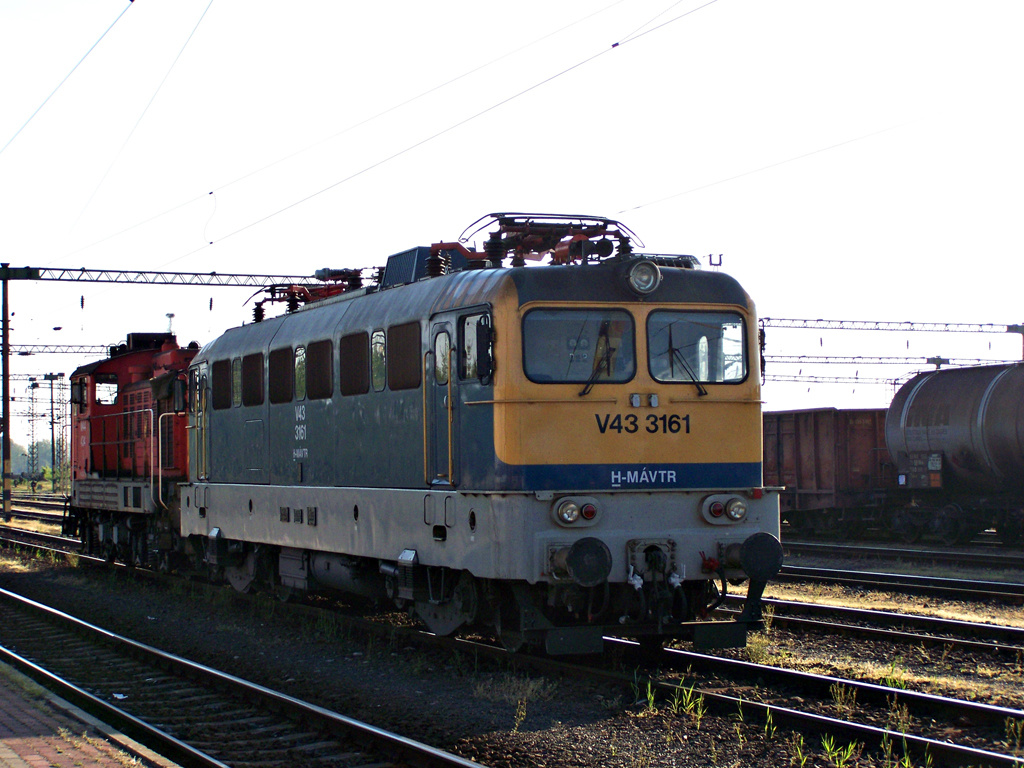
79, 407, 187, 509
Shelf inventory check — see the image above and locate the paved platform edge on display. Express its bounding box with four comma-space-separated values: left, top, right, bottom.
0, 660, 183, 768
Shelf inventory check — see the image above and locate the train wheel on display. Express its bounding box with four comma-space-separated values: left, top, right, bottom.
998, 514, 1023, 548
891, 510, 924, 544
225, 552, 258, 594
636, 635, 664, 655
415, 571, 479, 637
935, 504, 967, 547
494, 586, 526, 653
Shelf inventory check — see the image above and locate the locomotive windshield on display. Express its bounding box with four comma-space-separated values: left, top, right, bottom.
523, 309, 635, 384
647, 311, 746, 384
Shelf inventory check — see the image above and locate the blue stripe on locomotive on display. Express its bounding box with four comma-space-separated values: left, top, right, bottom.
491, 459, 762, 491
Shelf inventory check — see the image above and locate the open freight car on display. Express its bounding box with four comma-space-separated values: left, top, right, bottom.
763, 408, 897, 537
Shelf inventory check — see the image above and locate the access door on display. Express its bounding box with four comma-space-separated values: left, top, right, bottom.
427, 320, 459, 486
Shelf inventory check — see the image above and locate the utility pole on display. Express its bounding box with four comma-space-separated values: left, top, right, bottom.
44, 373, 61, 493
27, 379, 39, 483
2, 264, 8, 521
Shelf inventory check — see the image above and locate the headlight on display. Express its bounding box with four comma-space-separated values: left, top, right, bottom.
557, 501, 581, 524
626, 260, 661, 296
726, 499, 748, 521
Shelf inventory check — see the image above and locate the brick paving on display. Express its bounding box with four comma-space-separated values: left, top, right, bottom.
0, 662, 174, 768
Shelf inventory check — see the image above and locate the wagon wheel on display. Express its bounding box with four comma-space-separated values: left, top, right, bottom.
890, 509, 924, 544
636, 635, 664, 656
493, 586, 526, 653
998, 514, 1023, 548
935, 504, 966, 547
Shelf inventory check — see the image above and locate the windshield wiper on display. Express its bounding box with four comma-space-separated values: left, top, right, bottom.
668, 324, 708, 397
579, 320, 614, 396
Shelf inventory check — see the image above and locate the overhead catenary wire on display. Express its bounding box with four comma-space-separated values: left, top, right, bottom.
618, 121, 912, 215
762, 318, 1022, 333
767, 355, 1015, 366
0, 1, 135, 158
73, 0, 217, 228
163, 0, 722, 266
52, 0, 632, 267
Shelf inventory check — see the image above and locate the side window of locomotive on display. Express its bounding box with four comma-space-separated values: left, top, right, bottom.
339, 332, 370, 396
521, 309, 635, 383
231, 358, 242, 407
211, 360, 232, 410
460, 313, 490, 380
647, 311, 747, 384
387, 322, 421, 391
241, 353, 264, 406
306, 339, 332, 400
95, 373, 119, 405
294, 346, 307, 401
370, 330, 386, 392
269, 347, 293, 404
434, 332, 450, 385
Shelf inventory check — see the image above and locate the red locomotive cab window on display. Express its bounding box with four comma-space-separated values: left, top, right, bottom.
70, 380, 87, 413
95, 373, 118, 405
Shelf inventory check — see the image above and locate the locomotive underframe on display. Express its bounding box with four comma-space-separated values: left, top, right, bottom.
65, 478, 183, 567
178, 481, 781, 653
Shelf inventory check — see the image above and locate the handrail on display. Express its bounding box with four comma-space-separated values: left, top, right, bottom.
445, 344, 454, 486
156, 412, 175, 509
80, 408, 156, 504
421, 351, 431, 486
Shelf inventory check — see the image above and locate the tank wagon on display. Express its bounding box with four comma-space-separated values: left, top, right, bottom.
765, 363, 1024, 546
71, 213, 784, 653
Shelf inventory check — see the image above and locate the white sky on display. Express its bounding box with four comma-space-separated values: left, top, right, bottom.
1, 0, 1022, 446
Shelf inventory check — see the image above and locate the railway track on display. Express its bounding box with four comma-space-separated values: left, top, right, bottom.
0, 586, 483, 768
447, 632, 1024, 765
777, 564, 1024, 602
620, 641, 1024, 767
785, 540, 1024, 570
4, 533, 1023, 765
0, 524, 80, 552
723, 595, 1024, 655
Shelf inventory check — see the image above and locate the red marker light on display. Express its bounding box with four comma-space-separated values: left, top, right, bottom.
581, 503, 597, 520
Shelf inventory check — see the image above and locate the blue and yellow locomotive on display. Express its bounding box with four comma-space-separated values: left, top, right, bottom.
74, 214, 783, 653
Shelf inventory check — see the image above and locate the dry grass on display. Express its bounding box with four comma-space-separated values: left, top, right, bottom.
472, 672, 559, 706
4, 518, 63, 535
0, 549, 43, 573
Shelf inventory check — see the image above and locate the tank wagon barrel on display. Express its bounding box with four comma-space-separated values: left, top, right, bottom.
886, 364, 1024, 492
70, 213, 784, 654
